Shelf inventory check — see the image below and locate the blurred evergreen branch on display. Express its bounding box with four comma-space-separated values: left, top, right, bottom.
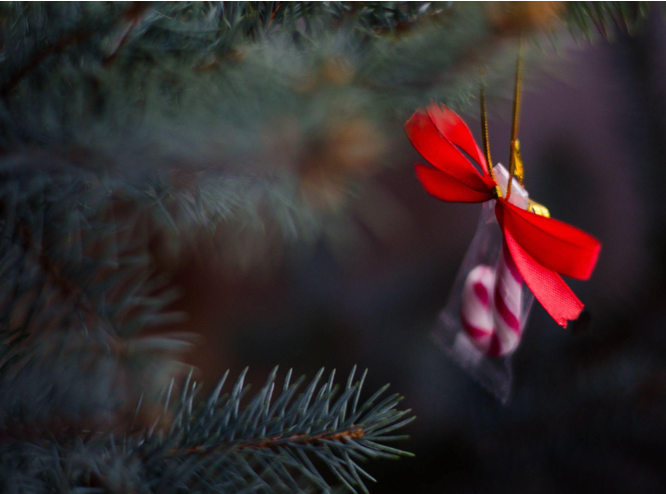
565, 1, 651, 40
0, 2, 652, 251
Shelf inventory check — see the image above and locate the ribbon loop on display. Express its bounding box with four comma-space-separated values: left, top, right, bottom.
405, 108, 496, 201
415, 164, 495, 203
426, 103, 489, 170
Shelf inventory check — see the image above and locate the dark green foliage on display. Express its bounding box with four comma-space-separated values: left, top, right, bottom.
0, 152, 412, 491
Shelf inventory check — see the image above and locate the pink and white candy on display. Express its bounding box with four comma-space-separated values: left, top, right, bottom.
461, 247, 523, 357
460, 164, 528, 357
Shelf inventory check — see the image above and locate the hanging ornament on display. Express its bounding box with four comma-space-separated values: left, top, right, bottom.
405, 45, 601, 401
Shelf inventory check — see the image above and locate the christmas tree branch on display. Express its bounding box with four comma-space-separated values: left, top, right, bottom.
133, 367, 414, 494
0, 367, 413, 492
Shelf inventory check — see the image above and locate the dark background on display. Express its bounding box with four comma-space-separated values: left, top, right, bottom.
172, 14, 666, 494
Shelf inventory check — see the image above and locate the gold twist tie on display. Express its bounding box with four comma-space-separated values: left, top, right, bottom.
528, 199, 550, 218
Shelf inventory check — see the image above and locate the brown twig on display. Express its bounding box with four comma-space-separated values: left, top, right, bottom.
102, 3, 152, 67
265, 2, 283, 30
171, 427, 366, 457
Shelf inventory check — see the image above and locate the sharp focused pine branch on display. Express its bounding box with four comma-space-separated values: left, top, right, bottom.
142, 367, 413, 494
0, 367, 413, 493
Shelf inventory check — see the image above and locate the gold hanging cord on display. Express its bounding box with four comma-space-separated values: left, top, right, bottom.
479, 40, 523, 201
480, 79, 502, 198
480, 39, 549, 217
506, 37, 524, 201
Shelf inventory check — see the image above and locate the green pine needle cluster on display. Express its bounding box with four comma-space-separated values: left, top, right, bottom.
0, 366, 411, 493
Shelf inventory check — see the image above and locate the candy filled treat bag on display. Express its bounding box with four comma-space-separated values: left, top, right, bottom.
435, 164, 534, 400
405, 100, 601, 402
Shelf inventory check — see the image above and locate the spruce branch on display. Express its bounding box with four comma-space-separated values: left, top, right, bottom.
0, 2, 653, 258
0, 367, 413, 493
134, 367, 414, 494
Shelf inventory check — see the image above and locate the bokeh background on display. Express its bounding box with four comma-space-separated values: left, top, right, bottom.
167, 10, 666, 494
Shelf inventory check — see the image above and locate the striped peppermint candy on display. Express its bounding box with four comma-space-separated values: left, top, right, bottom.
460, 264, 495, 354
460, 247, 523, 357
491, 245, 523, 356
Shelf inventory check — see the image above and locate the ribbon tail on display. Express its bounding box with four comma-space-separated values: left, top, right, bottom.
504, 228, 584, 328
497, 199, 601, 280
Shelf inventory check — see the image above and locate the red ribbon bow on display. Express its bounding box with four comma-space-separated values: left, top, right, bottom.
405, 103, 601, 328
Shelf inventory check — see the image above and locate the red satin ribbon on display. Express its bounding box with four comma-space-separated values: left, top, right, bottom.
405, 103, 601, 328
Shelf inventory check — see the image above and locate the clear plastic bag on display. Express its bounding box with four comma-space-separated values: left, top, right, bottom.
432, 164, 535, 403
